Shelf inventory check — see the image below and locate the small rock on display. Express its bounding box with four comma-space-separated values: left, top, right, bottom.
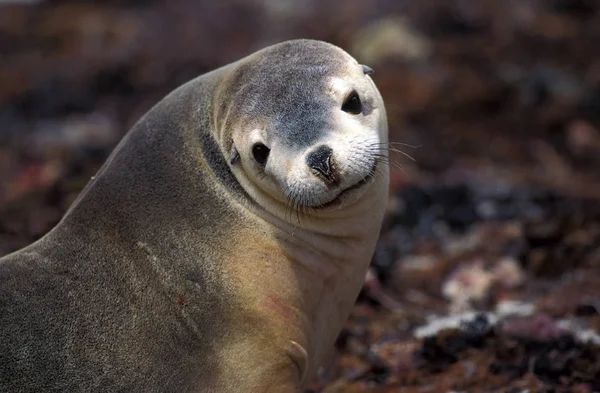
490, 257, 525, 289
500, 314, 570, 341
495, 300, 536, 318
351, 17, 432, 65
414, 311, 498, 339
442, 261, 492, 311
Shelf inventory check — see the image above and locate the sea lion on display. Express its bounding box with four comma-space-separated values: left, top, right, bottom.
0, 39, 389, 392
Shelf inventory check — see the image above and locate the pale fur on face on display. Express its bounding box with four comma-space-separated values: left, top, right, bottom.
268, 77, 382, 208
220, 39, 387, 216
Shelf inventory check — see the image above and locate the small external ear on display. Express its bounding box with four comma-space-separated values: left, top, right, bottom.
230, 147, 240, 165
361, 65, 374, 75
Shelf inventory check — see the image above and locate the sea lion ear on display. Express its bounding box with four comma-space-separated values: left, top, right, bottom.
361, 65, 374, 75
230, 147, 240, 165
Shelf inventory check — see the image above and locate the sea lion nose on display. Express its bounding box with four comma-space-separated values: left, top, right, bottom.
307, 145, 337, 183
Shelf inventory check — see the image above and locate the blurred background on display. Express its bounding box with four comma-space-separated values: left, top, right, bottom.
1, 0, 600, 391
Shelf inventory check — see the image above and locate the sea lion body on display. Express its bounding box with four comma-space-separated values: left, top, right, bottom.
0, 40, 388, 392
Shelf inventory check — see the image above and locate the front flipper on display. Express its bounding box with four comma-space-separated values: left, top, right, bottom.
286, 340, 308, 387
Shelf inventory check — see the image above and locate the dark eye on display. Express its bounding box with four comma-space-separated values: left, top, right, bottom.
252, 143, 270, 166
342, 91, 362, 115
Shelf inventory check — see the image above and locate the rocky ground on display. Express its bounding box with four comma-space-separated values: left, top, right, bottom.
1, 0, 600, 391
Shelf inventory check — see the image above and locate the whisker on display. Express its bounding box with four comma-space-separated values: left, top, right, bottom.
370, 141, 421, 149
347, 144, 403, 171
372, 147, 416, 162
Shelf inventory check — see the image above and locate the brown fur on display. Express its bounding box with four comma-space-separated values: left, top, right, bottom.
0, 39, 388, 392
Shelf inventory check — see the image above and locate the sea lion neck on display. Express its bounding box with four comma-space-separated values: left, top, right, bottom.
62, 74, 257, 232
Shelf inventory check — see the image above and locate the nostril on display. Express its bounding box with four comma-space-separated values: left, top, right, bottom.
306, 145, 334, 180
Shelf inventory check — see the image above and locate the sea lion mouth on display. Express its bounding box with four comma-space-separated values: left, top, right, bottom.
317, 159, 378, 209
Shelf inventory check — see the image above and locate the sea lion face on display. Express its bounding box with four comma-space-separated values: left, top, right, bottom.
218, 40, 387, 213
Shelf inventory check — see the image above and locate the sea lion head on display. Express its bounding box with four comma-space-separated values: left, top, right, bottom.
212, 39, 388, 222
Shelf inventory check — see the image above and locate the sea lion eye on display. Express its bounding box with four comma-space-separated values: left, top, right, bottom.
252, 143, 270, 166
342, 91, 362, 115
